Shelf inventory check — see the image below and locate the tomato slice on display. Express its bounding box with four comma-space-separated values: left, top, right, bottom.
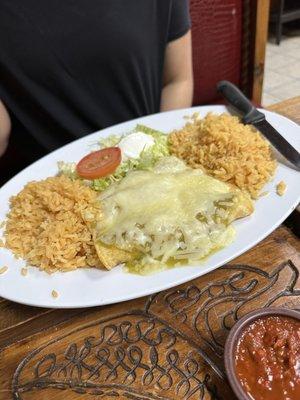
76, 147, 121, 180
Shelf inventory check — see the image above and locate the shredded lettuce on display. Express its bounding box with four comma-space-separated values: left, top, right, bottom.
57, 161, 77, 180
92, 125, 169, 191
98, 135, 121, 148
58, 125, 169, 191
91, 158, 140, 191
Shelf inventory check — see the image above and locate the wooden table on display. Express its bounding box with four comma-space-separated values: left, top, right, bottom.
0, 98, 299, 400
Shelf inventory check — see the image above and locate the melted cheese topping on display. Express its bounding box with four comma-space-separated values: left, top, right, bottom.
95, 157, 252, 272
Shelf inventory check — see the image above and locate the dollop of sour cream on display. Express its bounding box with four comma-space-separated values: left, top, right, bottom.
118, 132, 155, 161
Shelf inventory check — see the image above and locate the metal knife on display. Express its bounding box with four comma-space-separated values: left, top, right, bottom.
217, 80, 300, 170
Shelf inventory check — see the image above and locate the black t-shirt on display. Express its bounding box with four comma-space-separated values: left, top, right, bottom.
0, 0, 190, 153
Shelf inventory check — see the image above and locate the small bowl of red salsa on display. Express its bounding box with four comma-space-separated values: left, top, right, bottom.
224, 308, 300, 400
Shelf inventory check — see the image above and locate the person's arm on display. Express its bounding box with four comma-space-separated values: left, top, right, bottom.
0, 100, 11, 157
160, 30, 193, 112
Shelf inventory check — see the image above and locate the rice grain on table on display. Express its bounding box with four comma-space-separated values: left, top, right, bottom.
4, 175, 102, 273
169, 113, 277, 198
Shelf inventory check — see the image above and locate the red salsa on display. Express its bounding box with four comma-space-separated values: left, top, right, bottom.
235, 315, 300, 400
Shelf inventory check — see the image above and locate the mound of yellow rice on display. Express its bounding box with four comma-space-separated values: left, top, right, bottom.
4, 175, 102, 273
169, 113, 277, 198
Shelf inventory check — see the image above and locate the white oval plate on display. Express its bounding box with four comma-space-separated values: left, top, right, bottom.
0, 105, 299, 308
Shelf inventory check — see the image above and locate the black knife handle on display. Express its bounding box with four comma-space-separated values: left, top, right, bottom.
217, 80, 265, 124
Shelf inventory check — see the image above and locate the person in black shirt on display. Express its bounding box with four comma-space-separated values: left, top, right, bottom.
0, 1, 193, 168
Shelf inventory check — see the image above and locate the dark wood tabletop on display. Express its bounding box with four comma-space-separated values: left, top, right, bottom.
0, 98, 299, 400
